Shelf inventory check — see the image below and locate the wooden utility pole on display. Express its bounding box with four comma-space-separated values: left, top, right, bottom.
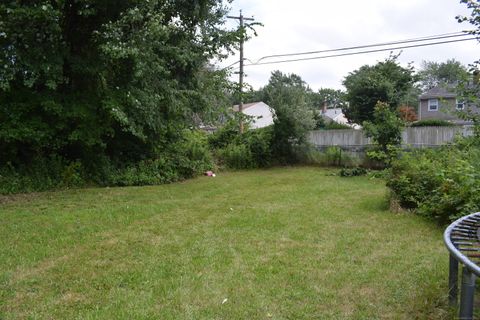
227, 10, 254, 133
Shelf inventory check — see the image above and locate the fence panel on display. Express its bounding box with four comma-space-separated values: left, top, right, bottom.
308, 126, 473, 150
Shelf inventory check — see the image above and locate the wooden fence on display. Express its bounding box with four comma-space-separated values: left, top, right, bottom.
308, 126, 473, 152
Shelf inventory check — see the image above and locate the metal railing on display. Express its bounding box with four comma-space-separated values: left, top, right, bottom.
444, 212, 480, 319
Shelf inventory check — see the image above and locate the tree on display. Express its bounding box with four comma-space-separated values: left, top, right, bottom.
457, 0, 480, 103
417, 59, 469, 91
363, 102, 404, 166
310, 88, 347, 109
455, 0, 480, 140
0, 1, 237, 172
398, 105, 418, 122
263, 71, 315, 162
457, 1, 480, 44
342, 57, 416, 124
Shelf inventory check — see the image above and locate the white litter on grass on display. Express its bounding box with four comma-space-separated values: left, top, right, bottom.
212, 173, 216, 177
229, 208, 233, 211
222, 298, 228, 304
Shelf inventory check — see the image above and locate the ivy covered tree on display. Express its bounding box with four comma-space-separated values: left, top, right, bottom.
342, 57, 416, 124
0, 1, 237, 182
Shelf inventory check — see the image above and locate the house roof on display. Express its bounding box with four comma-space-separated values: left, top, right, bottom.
232, 101, 265, 112
419, 86, 457, 99
322, 108, 343, 120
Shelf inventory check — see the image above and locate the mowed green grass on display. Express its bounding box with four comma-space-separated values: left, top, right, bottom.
0, 167, 450, 319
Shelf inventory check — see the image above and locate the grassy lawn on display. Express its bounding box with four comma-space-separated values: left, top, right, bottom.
0, 167, 449, 319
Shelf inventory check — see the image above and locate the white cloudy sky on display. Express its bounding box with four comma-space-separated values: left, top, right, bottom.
220, 0, 479, 91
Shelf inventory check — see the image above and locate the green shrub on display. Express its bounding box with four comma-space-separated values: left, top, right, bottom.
387, 146, 480, 223
212, 126, 273, 169
325, 146, 343, 166
323, 122, 352, 130
208, 120, 239, 149
410, 119, 455, 127
0, 129, 214, 194
239, 127, 273, 167
0, 156, 87, 194
387, 149, 442, 210
339, 167, 367, 177
107, 130, 214, 186
107, 158, 178, 187
217, 144, 254, 169
173, 130, 214, 178
297, 145, 359, 167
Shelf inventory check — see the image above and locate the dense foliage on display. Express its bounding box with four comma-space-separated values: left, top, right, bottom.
208, 120, 273, 169
410, 119, 455, 127
398, 105, 418, 122
342, 57, 416, 124
310, 88, 347, 110
388, 139, 480, 223
386, 1, 480, 224
363, 102, 404, 166
263, 71, 315, 163
417, 59, 469, 91
0, 0, 238, 193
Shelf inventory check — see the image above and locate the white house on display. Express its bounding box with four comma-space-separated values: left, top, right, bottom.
233, 101, 274, 129
321, 105, 361, 129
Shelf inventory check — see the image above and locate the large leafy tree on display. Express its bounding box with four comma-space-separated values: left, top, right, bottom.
417, 59, 469, 91
342, 57, 416, 124
263, 71, 315, 162
0, 0, 236, 167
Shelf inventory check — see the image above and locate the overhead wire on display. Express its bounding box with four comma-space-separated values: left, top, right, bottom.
221, 31, 477, 69
243, 37, 478, 67
254, 32, 470, 63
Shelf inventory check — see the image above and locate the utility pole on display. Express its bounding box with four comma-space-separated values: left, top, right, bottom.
227, 10, 254, 133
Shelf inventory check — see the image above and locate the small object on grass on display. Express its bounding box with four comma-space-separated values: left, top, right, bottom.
204, 171, 215, 177
222, 298, 228, 304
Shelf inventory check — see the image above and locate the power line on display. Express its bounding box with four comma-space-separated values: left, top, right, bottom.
242, 37, 478, 67
255, 32, 470, 63
221, 31, 476, 69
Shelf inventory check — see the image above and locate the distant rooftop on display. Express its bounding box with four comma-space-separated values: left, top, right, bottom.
232, 101, 265, 112
322, 108, 343, 120
419, 86, 457, 100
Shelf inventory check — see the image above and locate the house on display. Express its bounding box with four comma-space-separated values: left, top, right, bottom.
418, 85, 479, 124
320, 102, 361, 129
322, 107, 348, 124
233, 101, 274, 129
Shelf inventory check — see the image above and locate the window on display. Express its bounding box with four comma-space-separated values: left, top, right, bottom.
456, 100, 465, 110
428, 99, 438, 111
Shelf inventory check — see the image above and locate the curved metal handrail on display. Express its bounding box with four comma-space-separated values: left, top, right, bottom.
444, 212, 480, 276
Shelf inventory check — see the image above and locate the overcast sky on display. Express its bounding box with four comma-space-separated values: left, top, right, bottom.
220, 0, 479, 92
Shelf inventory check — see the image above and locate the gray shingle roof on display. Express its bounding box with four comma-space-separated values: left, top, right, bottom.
419, 86, 457, 99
